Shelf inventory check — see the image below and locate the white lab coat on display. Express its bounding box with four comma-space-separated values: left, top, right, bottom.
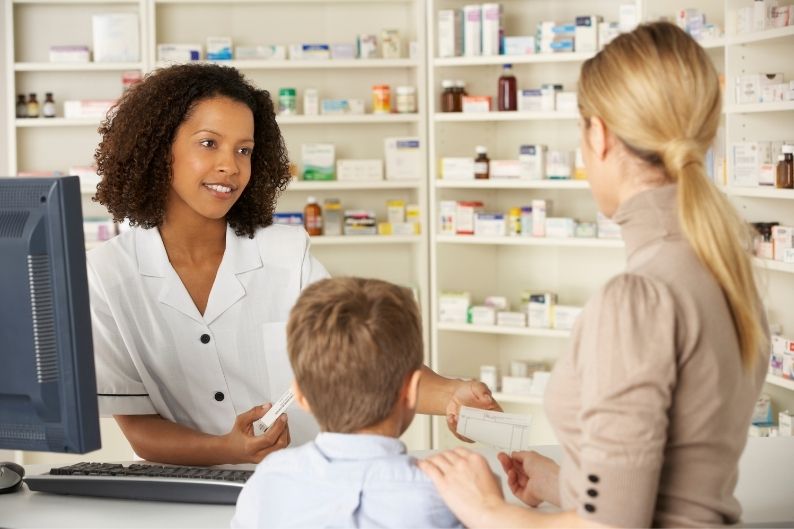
86, 223, 329, 445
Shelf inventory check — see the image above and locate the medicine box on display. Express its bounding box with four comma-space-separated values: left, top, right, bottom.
290, 43, 331, 60
357, 34, 378, 59
518, 89, 543, 112
481, 3, 502, 56
490, 160, 521, 179
736, 73, 785, 105
442, 158, 476, 180
519, 144, 546, 180
92, 13, 140, 62
553, 305, 582, 330
302, 144, 335, 181
273, 212, 304, 226
772, 226, 794, 261
381, 29, 402, 59
731, 142, 762, 187
64, 100, 116, 119
235, 45, 286, 61
531, 199, 549, 237
206, 37, 232, 60
456, 201, 485, 235
469, 305, 496, 325
440, 201, 457, 235
463, 4, 482, 56
158, 44, 201, 62
474, 213, 507, 237
784, 248, 794, 264
503, 36, 535, 56
501, 376, 533, 395
545, 217, 576, 239
406, 204, 421, 224
336, 159, 383, 181
384, 137, 422, 180
527, 292, 556, 329
599, 22, 621, 49
438, 9, 464, 58
49, 45, 90, 63
497, 311, 527, 327
331, 43, 356, 60
484, 296, 509, 311
462, 96, 492, 113
780, 411, 794, 437
575, 16, 601, 53
440, 291, 471, 323
546, 150, 572, 179
344, 210, 377, 235
321, 99, 364, 115
555, 92, 577, 113
377, 222, 419, 236
387, 200, 406, 224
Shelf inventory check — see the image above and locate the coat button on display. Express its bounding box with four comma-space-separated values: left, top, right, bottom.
588, 474, 599, 483
200, 334, 210, 344
584, 503, 596, 513
214, 392, 224, 402
587, 488, 598, 498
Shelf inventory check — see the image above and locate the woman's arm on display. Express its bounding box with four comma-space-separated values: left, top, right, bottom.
115, 405, 290, 465
419, 448, 608, 529
417, 366, 502, 438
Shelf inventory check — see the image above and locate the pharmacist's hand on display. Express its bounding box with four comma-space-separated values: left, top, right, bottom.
497, 450, 561, 508
418, 448, 506, 527
446, 380, 502, 442
224, 404, 291, 464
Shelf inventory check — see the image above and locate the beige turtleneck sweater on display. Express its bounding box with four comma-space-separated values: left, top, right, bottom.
544, 185, 769, 528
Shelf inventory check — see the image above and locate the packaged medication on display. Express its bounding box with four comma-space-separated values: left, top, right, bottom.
92, 13, 140, 62
520, 207, 533, 237
480, 365, 499, 392
63, 100, 115, 119
336, 159, 383, 181
619, 3, 639, 32
158, 43, 202, 62
440, 291, 471, 323
772, 226, 794, 261
508, 208, 521, 236
396, 86, 417, 114
357, 34, 378, 59
497, 311, 527, 327
323, 199, 343, 236
575, 16, 601, 53
780, 411, 794, 437
456, 201, 485, 235
510, 361, 528, 378
387, 200, 406, 224
384, 137, 422, 180
438, 9, 463, 58
406, 204, 421, 225
344, 210, 377, 235
546, 150, 572, 179
736, 73, 785, 105
545, 217, 576, 238
290, 43, 331, 60
504, 37, 535, 56
484, 296, 509, 311
574, 148, 587, 180
206, 37, 233, 60
553, 305, 582, 330
440, 201, 457, 235
49, 45, 90, 63
278, 88, 297, 115
518, 89, 543, 112
301, 144, 335, 181
469, 305, 497, 325
555, 92, 577, 113
235, 45, 287, 60
531, 372, 551, 396
330, 43, 356, 60
481, 3, 503, 56
531, 199, 548, 237
303, 88, 319, 116
321, 99, 365, 115
597, 212, 622, 239
598, 22, 621, 49
372, 85, 391, 114
381, 29, 402, 59
575, 221, 597, 238
442, 158, 476, 180
490, 160, 521, 179
527, 292, 556, 329
463, 5, 482, 56
273, 212, 304, 227
474, 213, 506, 237
462, 96, 492, 113
518, 145, 546, 180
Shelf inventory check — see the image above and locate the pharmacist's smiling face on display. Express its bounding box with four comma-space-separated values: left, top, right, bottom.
167, 96, 254, 222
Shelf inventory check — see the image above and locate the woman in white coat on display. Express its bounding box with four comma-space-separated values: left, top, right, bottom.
90, 64, 498, 466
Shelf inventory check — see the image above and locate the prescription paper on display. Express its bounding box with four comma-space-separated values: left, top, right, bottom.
456, 406, 532, 452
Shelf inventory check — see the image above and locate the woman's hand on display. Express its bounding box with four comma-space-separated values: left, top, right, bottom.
446, 380, 502, 441
418, 448, 506, 527
223, 404, 291, 464
497, 450, 561, 508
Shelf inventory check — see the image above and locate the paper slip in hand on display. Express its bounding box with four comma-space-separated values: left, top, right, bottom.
252, 388, 295, 437
456, 406, 532, 453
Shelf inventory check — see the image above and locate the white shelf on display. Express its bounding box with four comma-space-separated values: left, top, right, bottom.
434, 111, 578, 123
155, 59, 417, 70
725, 102, 794, 114
14, 0, 136, 3
156, 0, 409, 3
698, 37, 726, 49
15, 118, 101, 128
435, 179, 588, 190
14, 62, 143, 72
726, 25, 794, 46
766, 374, 794, 391
436, 235, 625, 248
309, 235, 422, 246
434, 52, 594, 67
723, 186, 794, 199
288, 180, 420, 191
492, 392, 544, 406
754, 258, 794, 275
277, 114, 420, 125
437, 322, 570, 339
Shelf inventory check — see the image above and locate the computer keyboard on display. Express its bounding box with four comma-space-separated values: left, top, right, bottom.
24, 462, 254, 504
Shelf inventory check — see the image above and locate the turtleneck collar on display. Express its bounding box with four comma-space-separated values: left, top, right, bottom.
611, 184, 682, 261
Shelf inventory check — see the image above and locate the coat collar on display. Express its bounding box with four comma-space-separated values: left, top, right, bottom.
135, 225, 262, 324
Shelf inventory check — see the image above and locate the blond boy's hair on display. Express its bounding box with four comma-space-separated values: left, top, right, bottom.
287, 277, 423, 432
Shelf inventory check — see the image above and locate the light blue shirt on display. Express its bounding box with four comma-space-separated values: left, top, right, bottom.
231, 433, 462, 528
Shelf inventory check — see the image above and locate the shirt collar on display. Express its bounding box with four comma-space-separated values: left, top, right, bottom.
135, 224, 262, 278
314, 433, 407, 461
611, 184, 681, 261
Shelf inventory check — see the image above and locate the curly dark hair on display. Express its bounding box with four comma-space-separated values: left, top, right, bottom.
94, 63, 290, 238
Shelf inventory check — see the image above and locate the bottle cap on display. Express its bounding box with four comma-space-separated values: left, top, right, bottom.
476, 145, 488, 154
455, 80, 466, 88
442, 80, 455, 88
779, 154, 786, 161
782, 145, 794, 154
307, 196, 318, 204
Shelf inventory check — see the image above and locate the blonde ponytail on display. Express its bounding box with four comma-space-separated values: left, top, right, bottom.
578, 22, 767, 369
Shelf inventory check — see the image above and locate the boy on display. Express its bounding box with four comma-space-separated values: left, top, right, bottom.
232, 277, 461, 528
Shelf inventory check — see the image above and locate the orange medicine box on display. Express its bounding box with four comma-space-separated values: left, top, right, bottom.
462, 96, 492, 113
455, 201, 485, 235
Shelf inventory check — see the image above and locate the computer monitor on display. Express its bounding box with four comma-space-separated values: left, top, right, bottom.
0, 176, 101, 453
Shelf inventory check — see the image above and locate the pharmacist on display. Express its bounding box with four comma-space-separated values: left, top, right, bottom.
88, 63, 499, 467
420, 22, 770, 529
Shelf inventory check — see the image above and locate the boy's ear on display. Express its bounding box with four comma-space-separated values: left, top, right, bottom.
403, 369, 422, 410
291, 379, 311, 413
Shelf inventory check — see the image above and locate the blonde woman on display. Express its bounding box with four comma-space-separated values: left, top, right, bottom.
419, 22, 770, 528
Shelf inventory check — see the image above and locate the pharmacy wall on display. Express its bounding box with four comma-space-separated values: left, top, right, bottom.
4, 0, 794, 465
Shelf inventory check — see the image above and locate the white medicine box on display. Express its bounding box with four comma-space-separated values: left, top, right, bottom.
92, 13, 140, 62
384, 137, 421, 180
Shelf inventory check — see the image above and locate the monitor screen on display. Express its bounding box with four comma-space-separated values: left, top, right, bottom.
0, 176, 100, 453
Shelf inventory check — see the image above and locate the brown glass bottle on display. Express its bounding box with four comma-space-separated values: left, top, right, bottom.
498, 64, 517, 111
474, 146, 490, 179
27, 93, 39, 118
16, 95, 27, 118
776, 147, 794, 189
441, 80, 455, 112
454, 80, 467, 112
304, 196, 323, 236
